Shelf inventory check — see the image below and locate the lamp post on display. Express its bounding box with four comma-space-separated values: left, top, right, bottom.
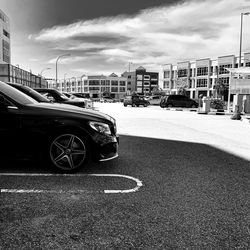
80, 74, 86, 93
128, 62, 133, 73
55, 53, 70, 92
40, 67, 51, 77
239, 12, 250, 68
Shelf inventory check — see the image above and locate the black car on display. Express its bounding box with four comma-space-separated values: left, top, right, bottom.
8, 83, 52, 103
123, 95, 150, 107
0, 81, 119, 172
35, 88, 86, 108
160, 95, 198, 108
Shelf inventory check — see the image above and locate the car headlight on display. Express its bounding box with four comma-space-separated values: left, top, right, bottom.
89, 121, 111, 135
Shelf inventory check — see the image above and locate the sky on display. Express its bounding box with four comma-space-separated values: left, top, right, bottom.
0, 0, 250, 80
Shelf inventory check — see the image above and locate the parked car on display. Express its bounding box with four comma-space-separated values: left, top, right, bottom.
123, 95, 150, 107
0, 81, 119, 172
146, 95, 163, 105
72, 92, 91, 99
63, 92, 93, 109
100, 96, 115, 103
160, 95, 198, 108
35, 88, 87, 108
8, 83, 93, 109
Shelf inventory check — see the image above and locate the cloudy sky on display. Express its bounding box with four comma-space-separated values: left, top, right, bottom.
1, 0, 250, 79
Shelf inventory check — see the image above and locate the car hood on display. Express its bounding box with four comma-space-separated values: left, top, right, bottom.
28, 102, 114, 122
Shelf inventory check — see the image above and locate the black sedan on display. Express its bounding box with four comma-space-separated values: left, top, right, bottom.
0, 81, 119, 172
35, 88, 86, 108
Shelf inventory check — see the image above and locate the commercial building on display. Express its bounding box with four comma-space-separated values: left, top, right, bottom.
122, 66, 159, 95
0, 64, 47, 88
49, 73, 127, 100
0, 9, 10, 64
0, 9, 46, 88
161, 52, 250, 100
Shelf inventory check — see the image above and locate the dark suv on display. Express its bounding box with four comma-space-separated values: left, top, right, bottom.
123, 95, 150, 107
0, 81, 119, 173
160, 95, 198, 108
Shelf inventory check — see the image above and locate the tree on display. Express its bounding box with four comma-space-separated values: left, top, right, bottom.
176, 79, 188, 96
214, 79, 227, 100
151, 87, 166, 96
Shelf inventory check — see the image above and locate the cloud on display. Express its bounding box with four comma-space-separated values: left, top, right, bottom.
31, 0, 250, 75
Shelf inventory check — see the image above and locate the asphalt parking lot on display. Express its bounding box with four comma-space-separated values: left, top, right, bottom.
1, 103, 250, 249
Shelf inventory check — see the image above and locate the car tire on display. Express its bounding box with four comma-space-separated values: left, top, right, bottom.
124, 104, 127, 107
48, 132, 89, 173
167, 104, 173, 108
132, 103, 136, 107
191, 104, 197, 108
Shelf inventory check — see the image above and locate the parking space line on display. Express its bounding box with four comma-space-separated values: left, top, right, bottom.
0, 173, 143, 194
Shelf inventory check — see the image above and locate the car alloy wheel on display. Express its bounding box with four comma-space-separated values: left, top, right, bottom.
167, 104, 173, 108
50, 133, 87, 172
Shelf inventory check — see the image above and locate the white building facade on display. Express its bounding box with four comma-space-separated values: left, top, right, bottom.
0, 9, 10, 64
49, 73, 127, 100
161, 52, 250, 100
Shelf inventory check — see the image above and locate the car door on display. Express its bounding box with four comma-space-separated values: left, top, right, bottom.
0, 94, 22, 157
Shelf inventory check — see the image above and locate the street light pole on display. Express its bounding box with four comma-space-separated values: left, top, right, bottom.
40, 67, 51, 76
55, 53, 70, 92
239, 12, 250, 68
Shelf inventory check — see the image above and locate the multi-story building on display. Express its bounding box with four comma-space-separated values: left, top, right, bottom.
0, 9, 46, 88
0, 9, 10, 64
122, 66, 159, 95
50, 73, 127, 100
161, 52, 250, 100
0, 64, 47, 88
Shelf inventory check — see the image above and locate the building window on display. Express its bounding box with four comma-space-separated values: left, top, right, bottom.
197, 67, 208, 76
137, 75, 143, 80
2, 40, 10, 63
144, 75, 150, 80
164, 70, 171, 78
144, 81, 150, 86
111, 87, 118, 92
219, 77, 229, 86
137, 81, 142, 87
119, 81, 126, 86
111, 80, 118, 86
89, 87, 100, 91
246, 62, 250, 67
119, 87, 126, 92
219, 64, 232, 74
177, 69, 188, 77
89, 80, 100, 86
3, 29, 10, 38
197, 79, 208, 88
163, 81, 170, 88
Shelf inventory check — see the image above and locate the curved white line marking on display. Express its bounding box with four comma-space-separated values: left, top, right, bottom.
0, 173, 143, 194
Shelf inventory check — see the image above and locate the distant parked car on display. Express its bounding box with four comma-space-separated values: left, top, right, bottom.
160, 95, 198, 108
63, 92, 93, 109
35, 88, 87, 108
146, 95, 162, 105
100, 96, 115, 103
123, 95, 150, 107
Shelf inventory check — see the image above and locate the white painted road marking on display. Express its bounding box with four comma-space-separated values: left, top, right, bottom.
0, 173, 143, 194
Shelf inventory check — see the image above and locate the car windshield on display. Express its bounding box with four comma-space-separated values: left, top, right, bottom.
11, 85, 50, 103
0, 81, 38, 105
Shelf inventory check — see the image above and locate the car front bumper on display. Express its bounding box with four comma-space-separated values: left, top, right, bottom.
92, 134, 119, 162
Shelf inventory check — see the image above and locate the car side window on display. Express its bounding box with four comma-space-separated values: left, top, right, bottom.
42, 93, 55, 102
0, 94, 16, 110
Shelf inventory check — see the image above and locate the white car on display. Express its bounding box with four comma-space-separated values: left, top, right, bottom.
147, 95, 162, 105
